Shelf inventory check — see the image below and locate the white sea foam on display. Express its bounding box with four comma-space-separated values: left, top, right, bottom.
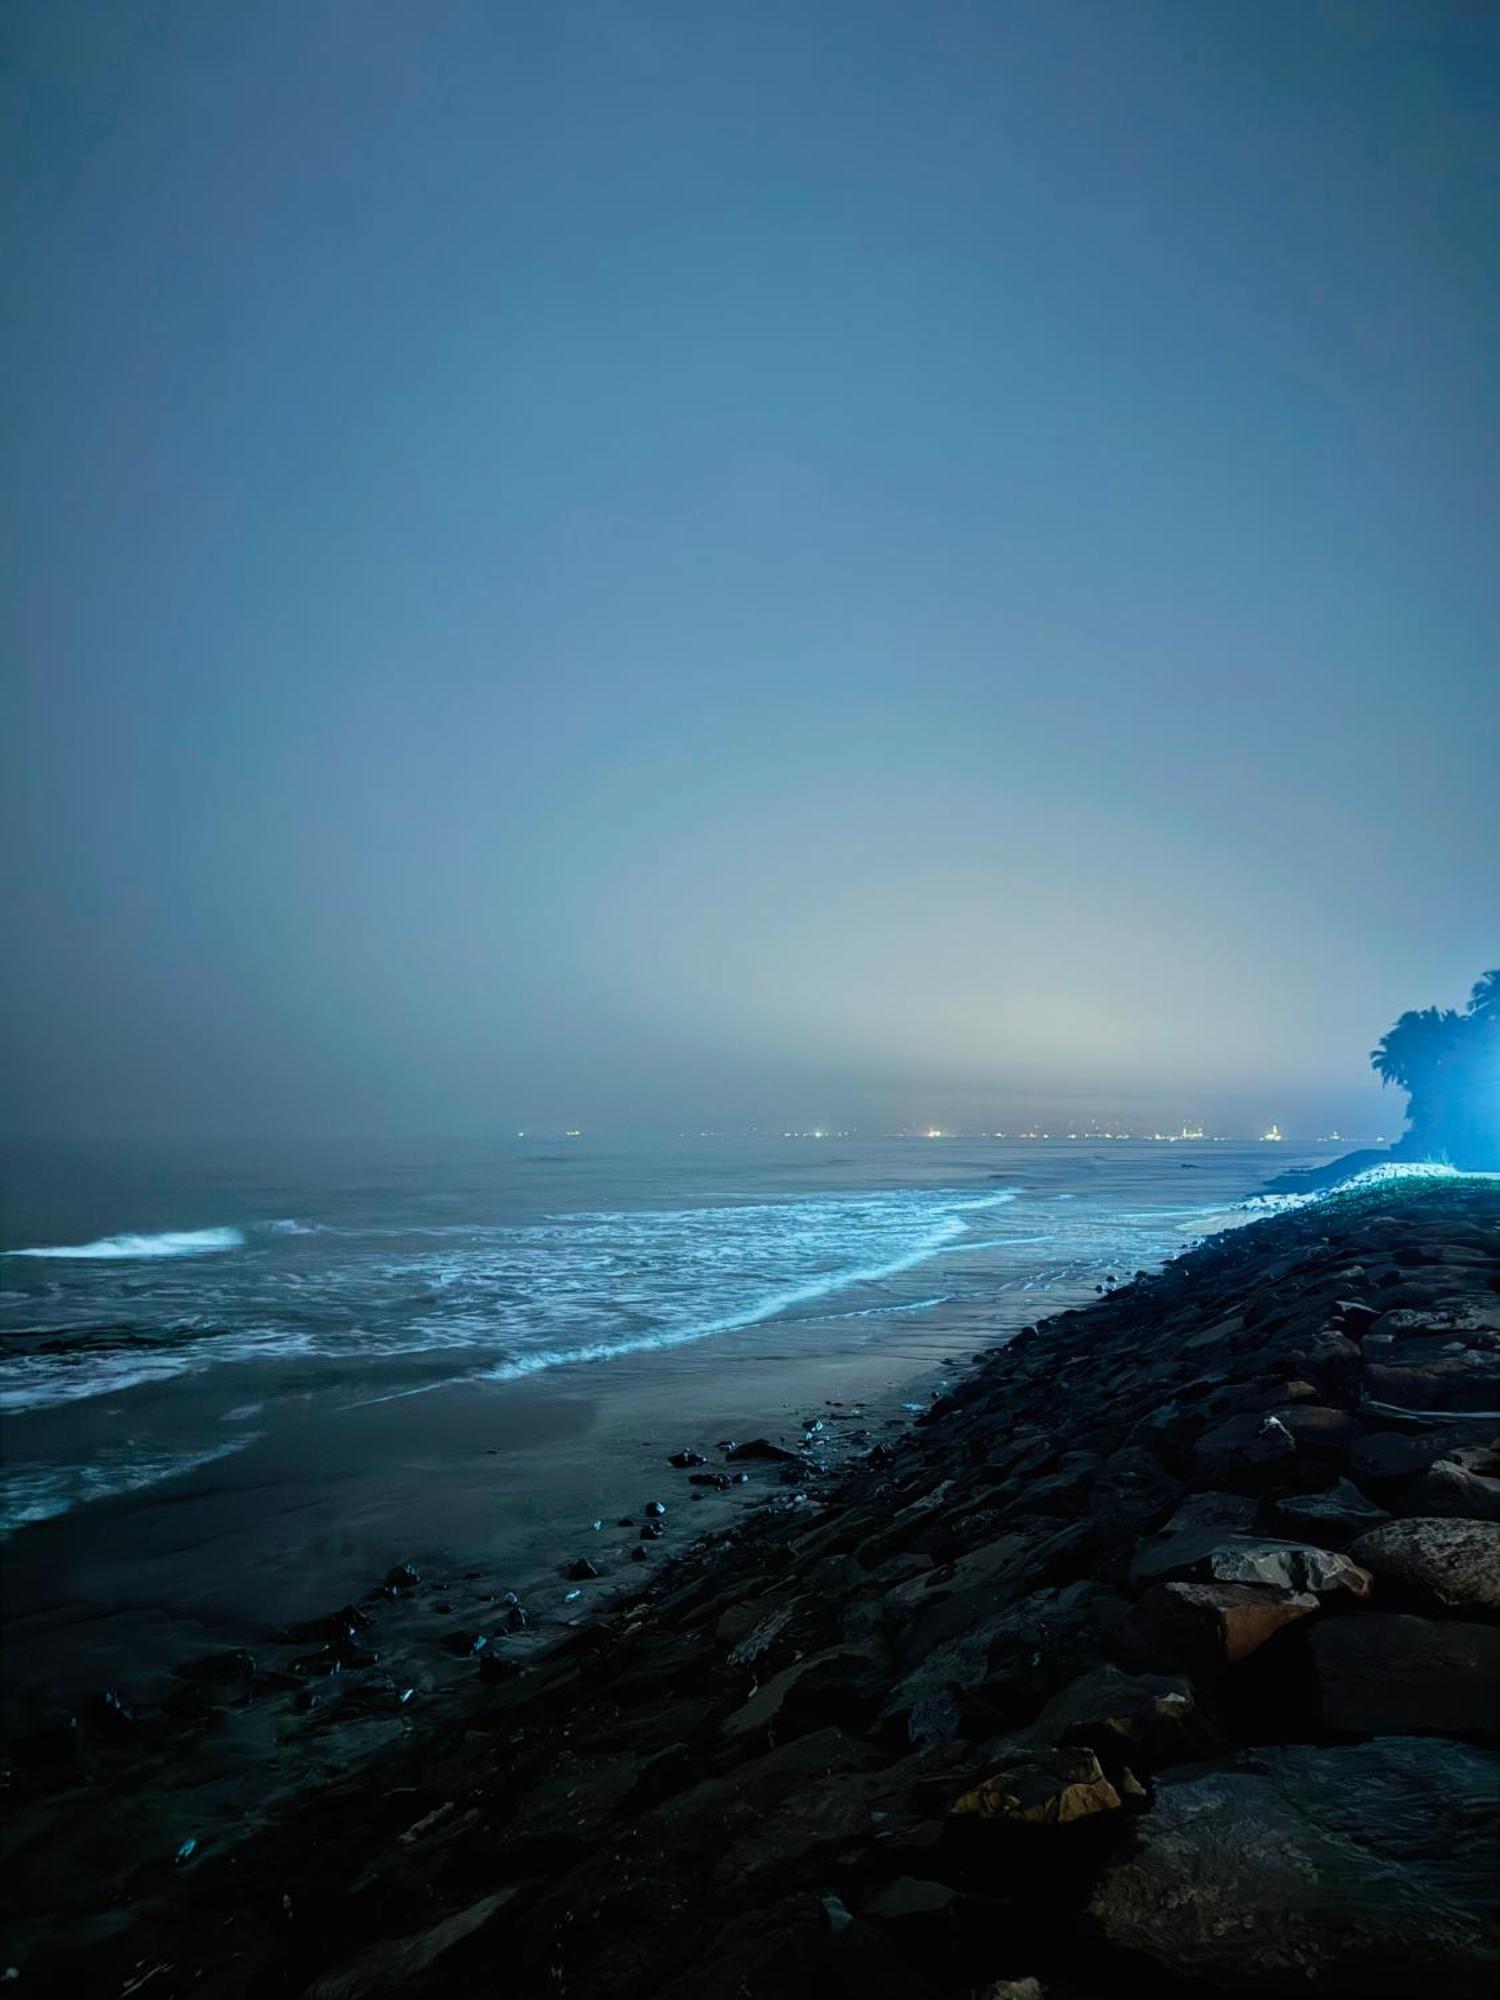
473, 1202, 1005, 1382
0, 1434, 261, 1536
0, 1328, 313, 1414
0, 1190, 1019, 1413
9, 1226, 245, 1261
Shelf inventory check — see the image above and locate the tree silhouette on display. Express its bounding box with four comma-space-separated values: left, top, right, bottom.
1371, 969, 1500, 1169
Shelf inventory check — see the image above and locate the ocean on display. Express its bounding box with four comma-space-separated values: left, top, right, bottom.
0, 1135, 1335, 1700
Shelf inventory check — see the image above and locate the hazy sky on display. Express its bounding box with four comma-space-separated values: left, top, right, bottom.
3, 1, 1496, 1140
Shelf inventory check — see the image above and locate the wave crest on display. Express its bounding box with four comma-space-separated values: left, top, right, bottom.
7, 1227, 245, 1262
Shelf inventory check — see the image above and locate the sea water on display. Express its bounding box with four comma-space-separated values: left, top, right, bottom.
0, 1134, 1330, 1541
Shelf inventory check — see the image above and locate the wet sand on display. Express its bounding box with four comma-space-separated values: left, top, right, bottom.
2, 1277, 1017, 1707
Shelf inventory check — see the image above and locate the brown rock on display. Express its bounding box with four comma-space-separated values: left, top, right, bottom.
1124, 1580, 1319, 1671
950, 1746, 1128, 1825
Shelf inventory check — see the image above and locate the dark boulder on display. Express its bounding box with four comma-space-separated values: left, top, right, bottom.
1088, 1738, 1500, 1995
1350, 1423, 1500, 1494
1311, 1614, 1500, 1739
1266, 1403, 1366, 1458
1274, 1479, 1388, 1544
721, 1648, 879, 1743
1088, 1446, 1183, 1537
726, 1437, 803, 1464
1403, 1454, 1500, 1523
1364, 1355, 1500, 1414
1130, 1490, 1260, 1584
1289, 1326, 1363, 1376
1017, 1663, 1217, 1770
1192, 1412, 1300, 1492
284, 1602, 373, 1644
1348, 1517, 1500, 1614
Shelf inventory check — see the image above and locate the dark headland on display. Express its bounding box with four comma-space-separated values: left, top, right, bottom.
6, 1174, 1499, 1998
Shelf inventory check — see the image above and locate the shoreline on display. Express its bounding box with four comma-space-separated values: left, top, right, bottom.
1, 1151, 1276, 1710
5, 1173, 1498, 1993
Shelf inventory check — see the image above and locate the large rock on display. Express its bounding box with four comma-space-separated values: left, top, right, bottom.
304, 1890, 518, 2000
1402, 1450, 1500, 1523
1123, 1580, 1317, 1672
1348, 1517, 1500, 1614
721, 1649, 875, 1742
1128, 1492, 1259, 1587
1198, 1537, 1371, 1598
1192, 1411, 1300, 1491
725, 1437, 803, 1464
1364, 1355, 1500, 1414
1267, 1402, 1365, 1456
1274, 1479, 1388, 1543
1132, 1533, 1371, 1600
915, 1579, 1127, 1725
1018, 1663, 1215, 1769
1286, 1332, 1362, 1393
1087, 1446, 1183, 1536
1375, 1299, 1500, 1339
1088, 1738, 1500, 1995
885, 1523, 1095, 1664
1311, 1614, 1500, 1739
1349, 1421, 1500, 1492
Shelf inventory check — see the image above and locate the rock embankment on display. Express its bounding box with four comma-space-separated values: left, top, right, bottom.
13, 1179, 1500, 1998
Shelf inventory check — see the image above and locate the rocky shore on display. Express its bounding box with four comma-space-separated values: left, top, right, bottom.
6, 1175, 1499, 1997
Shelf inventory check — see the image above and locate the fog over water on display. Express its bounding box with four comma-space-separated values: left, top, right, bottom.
3, 3, 1498, 1145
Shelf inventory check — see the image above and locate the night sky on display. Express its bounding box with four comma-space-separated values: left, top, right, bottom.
4, 2, 1497, 1139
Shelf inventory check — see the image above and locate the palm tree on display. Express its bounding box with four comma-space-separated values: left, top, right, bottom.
1371, 970, 1500, 1168
1369, 1005, 1459, 1096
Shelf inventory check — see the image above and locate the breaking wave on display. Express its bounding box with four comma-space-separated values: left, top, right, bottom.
0, 1435, 261, 1537
8, 1227, 245, 1261
0, 1190, 1015, 1413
